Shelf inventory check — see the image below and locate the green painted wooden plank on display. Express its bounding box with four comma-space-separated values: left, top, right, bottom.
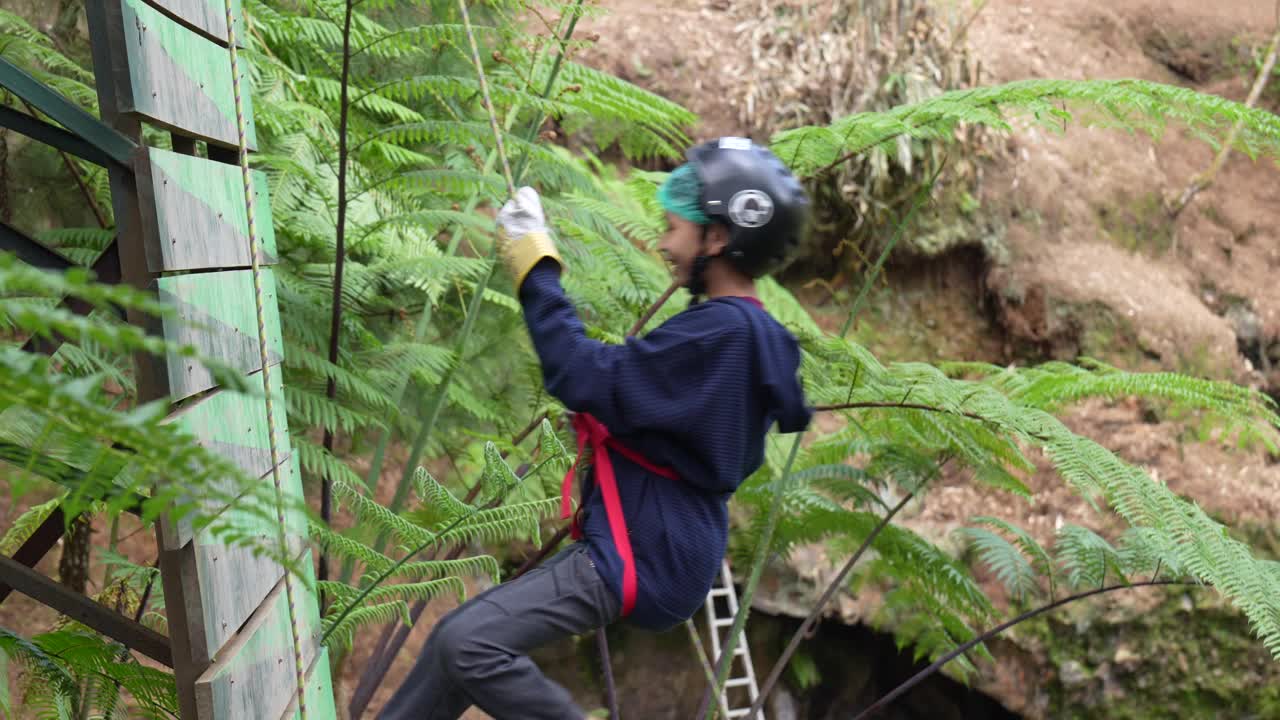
281, 648, 336, 720
156, 268, 284, 401
194, 551, 322, 720
141, 0, 243, 46
139, 147, 277, 272
192, 455, 307, 659
171, 372, 290, 479
159, 375, 294, 549
118, 0, 256, 149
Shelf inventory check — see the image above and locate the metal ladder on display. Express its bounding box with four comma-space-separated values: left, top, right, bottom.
703, 559, 764, 719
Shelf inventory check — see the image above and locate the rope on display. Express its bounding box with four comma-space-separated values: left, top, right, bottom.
458, 0, 516, 197
457, 2, 626, 714
221, 5, 310, 717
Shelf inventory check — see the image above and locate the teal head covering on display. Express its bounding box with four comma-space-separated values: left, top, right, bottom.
657, 164, 710, 225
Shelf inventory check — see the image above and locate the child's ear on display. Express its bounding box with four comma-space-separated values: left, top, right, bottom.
706, 223, 731, 255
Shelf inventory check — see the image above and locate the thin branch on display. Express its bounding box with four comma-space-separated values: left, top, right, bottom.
19, 100, 108, 229
814, 400, 988, 423
747, 491, 916, 718
852, 580, 1192, 720
511, 525, 570, 580
838, 158, 946, 338
320, 0, 357, 597
702, 434, 804, 720
685, 620, 734, 720
1168, 23, 1279, 217
628, 280, 681, 337
597, 630, 620, 719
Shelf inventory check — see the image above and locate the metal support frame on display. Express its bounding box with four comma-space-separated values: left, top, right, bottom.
0, 555, 172, 667
0, 219, 74, 270
0, 56, 135, 168
0, 4, 183, 696
0, 508, 69, 604
13, 239, 124, 355
0, 104, 114, 167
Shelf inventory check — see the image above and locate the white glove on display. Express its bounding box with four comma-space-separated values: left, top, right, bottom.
495, 186, 561, 288
497, 186, 548, 240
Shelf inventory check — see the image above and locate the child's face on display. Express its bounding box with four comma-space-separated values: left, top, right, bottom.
658, 213, 726, 286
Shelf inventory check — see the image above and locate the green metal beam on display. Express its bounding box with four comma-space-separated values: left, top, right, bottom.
0, 56, 135, 168
0, 220, 74, 271
0, 105, 115, 167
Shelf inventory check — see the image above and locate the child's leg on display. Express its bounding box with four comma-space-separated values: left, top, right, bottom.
378, 543, 619, 720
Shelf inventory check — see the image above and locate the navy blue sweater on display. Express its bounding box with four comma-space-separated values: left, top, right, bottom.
519, 260, 812, 631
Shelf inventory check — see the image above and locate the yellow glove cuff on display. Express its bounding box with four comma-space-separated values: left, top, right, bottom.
501, 231, 563, 289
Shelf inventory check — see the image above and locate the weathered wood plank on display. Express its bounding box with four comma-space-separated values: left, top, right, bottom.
169, 372, 291, 483
156, 268, 284, 401
138, 147, 277, 272
140, 0, 243, 46
117, 0, 256, 149
85, 0, 207, 711
190, 455, 307, 659
195, 552, 321, 720
158, 371, 291, 550
280, 647, 336, 720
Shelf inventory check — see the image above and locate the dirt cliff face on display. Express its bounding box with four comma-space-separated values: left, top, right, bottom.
573, 0, 1280, 717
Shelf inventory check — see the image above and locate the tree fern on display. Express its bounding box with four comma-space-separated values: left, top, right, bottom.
0, 628, 178, 719
773, 78, 1280, 179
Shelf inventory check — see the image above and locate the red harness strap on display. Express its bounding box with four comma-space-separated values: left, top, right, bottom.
560, 412, 678, 617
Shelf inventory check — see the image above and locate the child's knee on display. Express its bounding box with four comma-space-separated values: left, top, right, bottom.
434, 605, 497, 680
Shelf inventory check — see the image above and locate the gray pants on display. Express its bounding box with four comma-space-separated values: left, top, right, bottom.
378, 543, 620, 720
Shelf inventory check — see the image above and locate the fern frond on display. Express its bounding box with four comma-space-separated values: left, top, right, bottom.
1055, 524, 1127, 590
321, 600, 409, 652
396, 555, 501, 583
309, 521, 394, 575
773, 79, 1280, 178
958, 527, 1039, 603
973, 515, 1056, 588
0, 497, 64, 555
412, 467, 472, 525
331, 476, 435, 550
285, 385, 383, 434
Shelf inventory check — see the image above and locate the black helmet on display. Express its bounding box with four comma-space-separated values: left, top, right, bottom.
688, 137, 810, 278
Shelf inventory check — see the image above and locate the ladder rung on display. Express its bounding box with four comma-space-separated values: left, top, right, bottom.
726, 709, 752, 718
710, 588, 733, 598
734, 644, 748, 656
725, 677, 752, 688
713, 617, 735, 627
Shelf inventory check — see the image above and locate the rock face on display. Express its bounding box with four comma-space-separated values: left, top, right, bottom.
749, 547, 1280, 719
530, 610, 1022, 719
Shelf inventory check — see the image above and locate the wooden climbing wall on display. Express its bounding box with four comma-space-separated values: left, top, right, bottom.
84, 1, 335, 718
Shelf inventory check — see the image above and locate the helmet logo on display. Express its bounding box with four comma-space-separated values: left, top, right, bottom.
728, 189, 774, 228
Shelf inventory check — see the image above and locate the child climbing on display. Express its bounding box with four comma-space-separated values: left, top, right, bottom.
378, 137, 813, 720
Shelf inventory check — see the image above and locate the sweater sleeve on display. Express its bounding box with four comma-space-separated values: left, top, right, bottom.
517, 260, 743, 437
